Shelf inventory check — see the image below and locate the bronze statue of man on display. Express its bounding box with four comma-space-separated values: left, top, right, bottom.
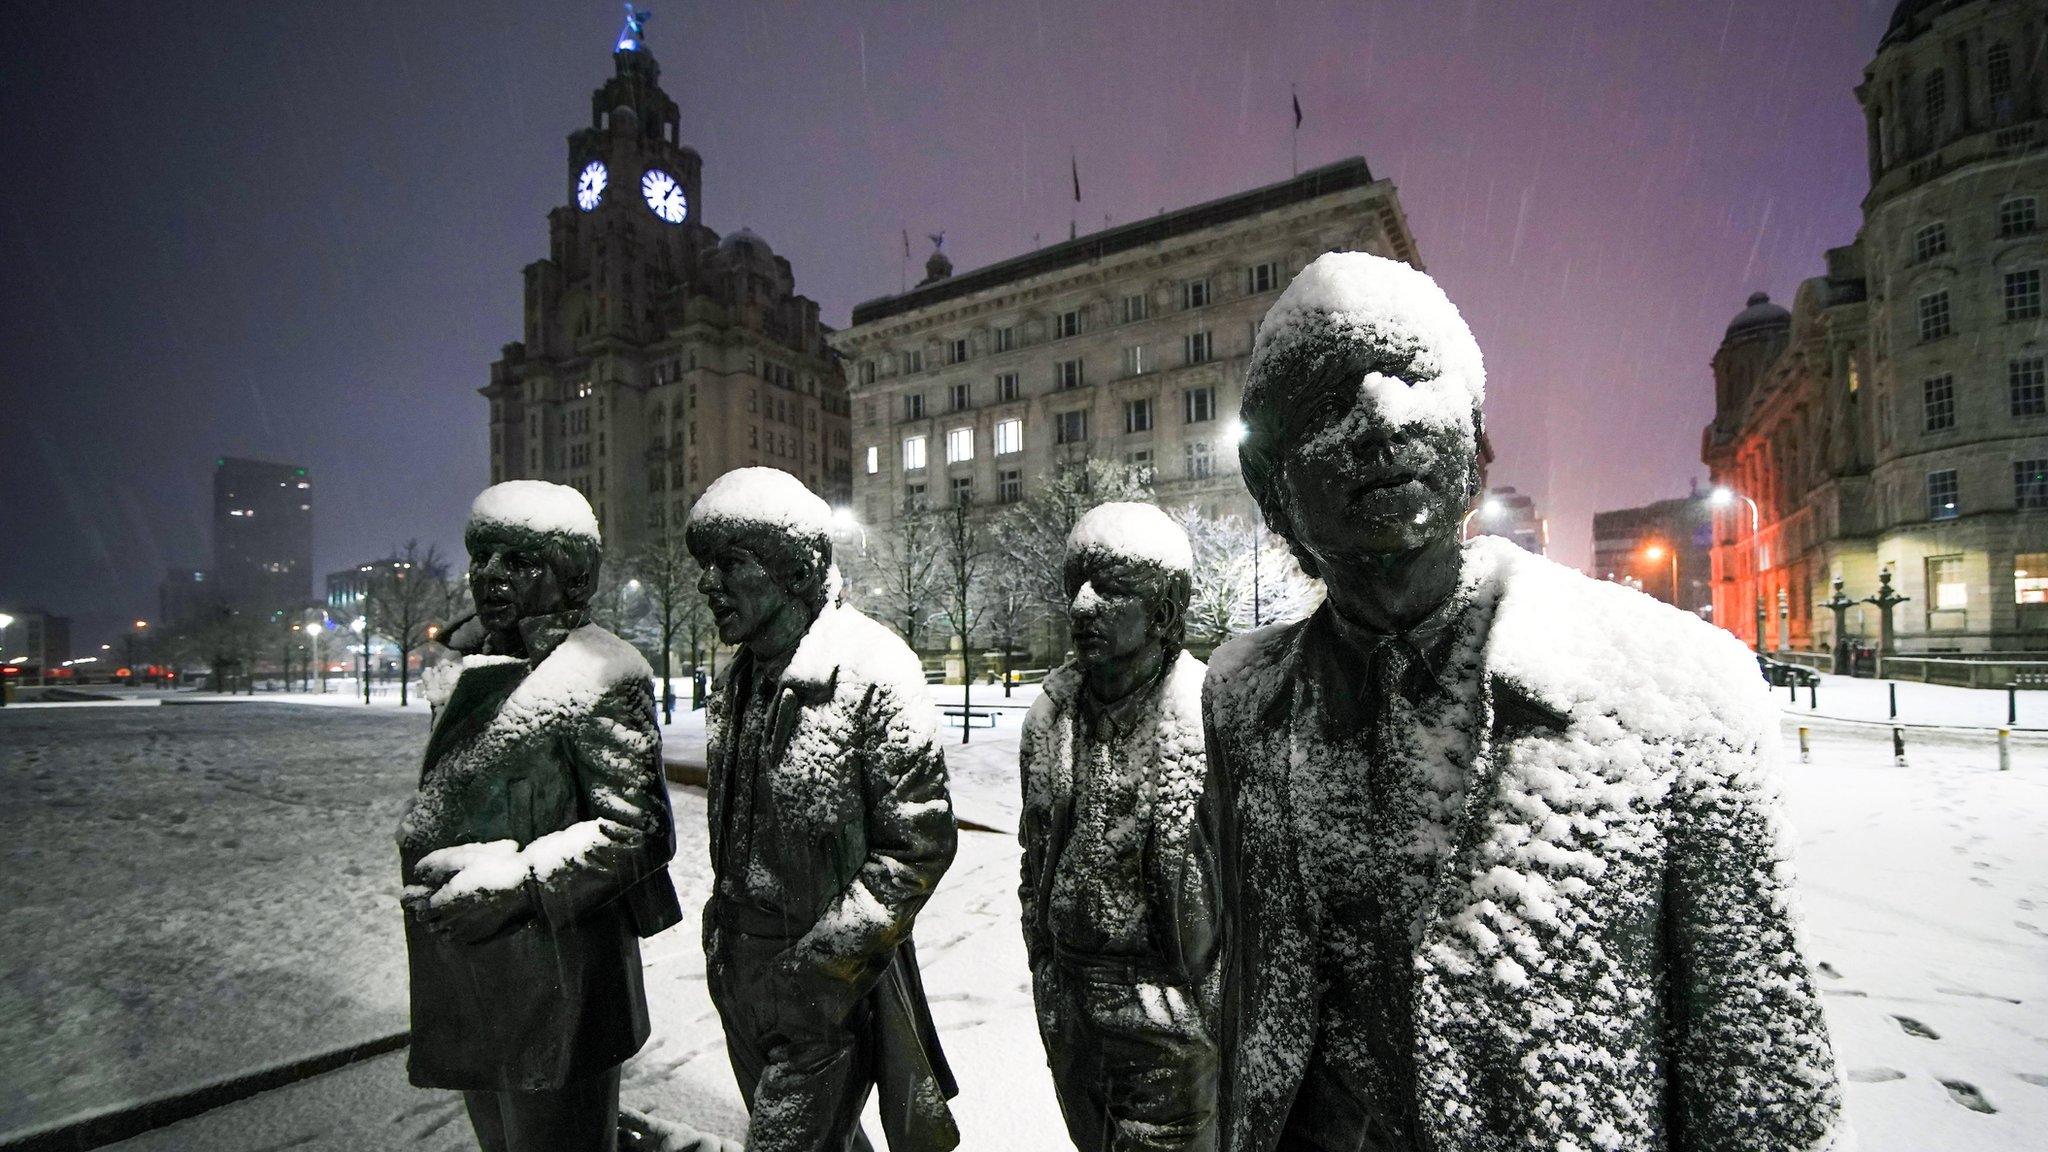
1020, 502, 1221, 1152
398, 479, 682, 1152
1206, 252, 1849, 1152
688, 467, 960, 1152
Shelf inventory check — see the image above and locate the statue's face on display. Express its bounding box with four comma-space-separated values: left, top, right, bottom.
468, 530, 569, 634
1274, 365, 1477, 563
696, 539, 803, 648
1066, 558, 1164, 670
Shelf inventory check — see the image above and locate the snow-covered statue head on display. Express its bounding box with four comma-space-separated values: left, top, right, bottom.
1239, 251, 1486, 575
464, 480, 604, 636
685, 467, 837, 648
1063, 502, 1194, 673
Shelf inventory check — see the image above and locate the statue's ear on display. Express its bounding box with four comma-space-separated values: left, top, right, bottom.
563, 557, 599, 608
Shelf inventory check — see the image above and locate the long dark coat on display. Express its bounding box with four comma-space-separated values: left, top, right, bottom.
1204, 538, 1850, 1152
398, 611, 683, 1092
704, 602, 960, 1151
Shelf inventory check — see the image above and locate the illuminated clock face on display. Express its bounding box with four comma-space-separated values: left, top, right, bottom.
576, 161, 607, 211
641, 168, 688, 224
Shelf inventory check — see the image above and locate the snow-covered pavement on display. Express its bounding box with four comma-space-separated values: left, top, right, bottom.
5, 701, 2043, 1150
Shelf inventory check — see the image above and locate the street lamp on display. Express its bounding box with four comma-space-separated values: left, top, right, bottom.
1460, 497, 1504, 541
352, 615, 369, 705
0, 612, 13, 707
1709, 485, 1766, 654
303, 617, 327, 694
1642, 543, 1679, 605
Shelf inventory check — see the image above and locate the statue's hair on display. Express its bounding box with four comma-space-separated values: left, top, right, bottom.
464, 521, 602, 609
1063, 547, 1192, 666
683, 516, 833, 616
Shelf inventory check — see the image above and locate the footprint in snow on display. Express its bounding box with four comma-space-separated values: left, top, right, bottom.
1892, 1015, 1941, 1040
2019, 921, 2048, 939
1815, 961, 1843, 980
1941, 1080, 1997, 1114
1971, 877, 1994, 889
1847, 1067, 1905, 1083
1972, 861, 1993, 871
2020, 898, 2038, 911
1936, 986, 2024, 1005
2018, 1073, 2048, 1088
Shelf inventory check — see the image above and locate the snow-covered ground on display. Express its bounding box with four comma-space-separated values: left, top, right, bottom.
1777, 671, 2048, 730
5, 700, 2042, 1150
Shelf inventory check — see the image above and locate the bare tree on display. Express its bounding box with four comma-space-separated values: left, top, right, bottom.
975, 558, 1038, 697
1176, 506, 1323, 648
856, 503, 947, 653
938, 498, 991, 743
364, 540, 454, 708
629, 525, 713, 724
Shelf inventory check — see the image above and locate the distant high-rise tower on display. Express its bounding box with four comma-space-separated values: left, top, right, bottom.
484, 23, 851, 557
211, 457, 313, 618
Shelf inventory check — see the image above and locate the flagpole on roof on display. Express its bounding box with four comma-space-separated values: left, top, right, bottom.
900, 227, 909, 293
1291, 84, 1302, 177
1069, 148, 1080, 241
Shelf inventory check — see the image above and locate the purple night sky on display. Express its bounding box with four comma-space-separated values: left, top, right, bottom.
1, 1, 1895, 646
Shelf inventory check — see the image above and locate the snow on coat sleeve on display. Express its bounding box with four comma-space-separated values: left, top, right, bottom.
520, 629, 676, 932
1666, 665, 1849, 1152
790, 610, 958, 979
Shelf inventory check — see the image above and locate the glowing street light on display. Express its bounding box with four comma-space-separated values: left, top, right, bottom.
0, 613, 12, 708
1641, 542, 1679, 605
1460, 497, 1505, 541
1709, 485, 1767, 653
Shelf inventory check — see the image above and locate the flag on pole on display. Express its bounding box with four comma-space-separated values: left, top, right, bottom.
902, 228, 911, 259
1293, 90, 1303, 129
1071, 151, 1081, 202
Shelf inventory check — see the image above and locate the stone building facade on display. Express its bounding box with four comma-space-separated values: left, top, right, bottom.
1703, 0, 2047, 654
1592, 490, 1717, 616
483, 33, 852, 559
829, 159, 1421, 536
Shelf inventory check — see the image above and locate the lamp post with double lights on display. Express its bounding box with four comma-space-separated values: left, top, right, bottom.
1709, 486, 1767, 654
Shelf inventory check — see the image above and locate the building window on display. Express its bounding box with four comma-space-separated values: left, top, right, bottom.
1056, 359, 1084, 390
1184, 440, 1214, 479
902, 349, 925, 374
1878, 389, 1893, 446
1999, 196, 2039, 238
1055, 309, 1081, 339
904, 483, 927, 511
948, 337, 969, 365
1126, 448, 1154, 476
1923, 374, 1956, 431
950, 475, 973, 505
995, 418, 1023, 455
1912, 221, 1948, 263
2005, 270, 2042, 321
1184, 386, 1216, 424
950, 382, 971, 411
1928, 554, 1967, 611
1181, 278, 1211, 310
2013, 357, 2047, 417
1989, 43, 2015, 118
1251, 261, 1281, 293
903, 435, 927, 471
904, 392, 926, 420
1121, 294, 1148, 323
1123, 345, 1148, 376
1183, 331, 1214, 365
1055, 409, 1088, 444
2018, 459, 2048, 509
946, 426, 974, 464
865, 445, 880, 474
992, 325, 1015, 353
2017, 553, 2048, 603
1923, 68, 1946, 132
999, 469, 1023, 505
860, 360, 877, 385
996, 372, 1021, 402
1918, 290, 1951, 341
1125, 398, 1154, 434
1927, 468, 1959, 520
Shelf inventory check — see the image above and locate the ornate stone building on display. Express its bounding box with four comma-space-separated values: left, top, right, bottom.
829, 159, 1422, 534
483, 29, 852, 557
1704, 0, 2047, 654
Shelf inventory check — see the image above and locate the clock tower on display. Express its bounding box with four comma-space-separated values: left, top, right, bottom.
483, 15, 853, 572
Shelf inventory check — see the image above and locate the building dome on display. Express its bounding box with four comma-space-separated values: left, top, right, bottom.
1725, 291, 1791, 339
1881, 0, 1961, 47
719, 227, 772, 258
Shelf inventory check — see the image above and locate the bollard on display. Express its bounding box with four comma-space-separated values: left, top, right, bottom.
1808, 681, 1818, 710
1999, 728, 2011, 772
1892, 725, 1907, 766
2010, 686, 2018, 726
1889, 682, 1898, 719
1798, 726, 1811, 764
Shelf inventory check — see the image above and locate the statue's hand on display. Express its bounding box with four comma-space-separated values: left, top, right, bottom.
420, 882, 531, 944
